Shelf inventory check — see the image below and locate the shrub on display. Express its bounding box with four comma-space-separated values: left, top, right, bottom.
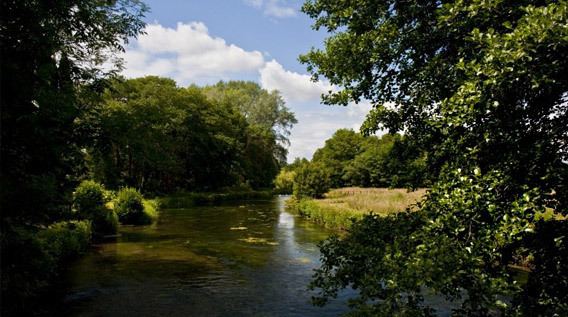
1, 221, 92, 316
293, 162, 331, 199
73, 180, 106, 218
115, 187, 153, 225
38, 220, 92, 260
73, 180, 117, 235
91, 208, 119, 235
274, 169, 295, 194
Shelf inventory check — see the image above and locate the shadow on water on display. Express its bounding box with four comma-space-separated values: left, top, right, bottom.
62, 196, 353, 317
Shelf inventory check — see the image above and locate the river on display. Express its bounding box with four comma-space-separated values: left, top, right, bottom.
62, 196, 353, 316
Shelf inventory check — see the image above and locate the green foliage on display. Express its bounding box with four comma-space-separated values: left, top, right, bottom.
307, 130, 430, 189
293, 162, 331, 199
274, 169, 296, 194
91, 208, 119, 236
85, 77, 295, 193
1, 2, 146, 312
1, 0, 147, 223
114, 187, 153, 225
73, 180, 106, 217
301, 0, 568, 314
157, 190, 273, 209
73, 180, 117, 235
1, 221, 91, 316
288, 198, 363, 230
38, 221, 92, 261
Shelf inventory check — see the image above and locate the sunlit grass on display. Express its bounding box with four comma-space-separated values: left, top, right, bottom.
288, 187, 427, 230
322, 187, 426, 216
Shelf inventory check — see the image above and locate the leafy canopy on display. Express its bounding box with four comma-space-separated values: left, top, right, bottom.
301, 0, 568, 315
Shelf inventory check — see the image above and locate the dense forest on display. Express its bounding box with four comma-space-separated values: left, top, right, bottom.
276, 129, 432, 197
85, 77, 295, 193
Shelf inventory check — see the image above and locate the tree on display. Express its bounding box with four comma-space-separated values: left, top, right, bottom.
204, 81, 297, 165
301, 0, 568, 315
1, 1, 147, 314
293, 162, 331, 199
312, 129, 365, 187
1, 0, 147, 222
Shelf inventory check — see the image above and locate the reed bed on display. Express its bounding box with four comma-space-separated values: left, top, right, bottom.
288, 187, 427, 230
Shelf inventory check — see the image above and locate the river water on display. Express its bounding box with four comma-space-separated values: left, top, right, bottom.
63, 196, 353, 316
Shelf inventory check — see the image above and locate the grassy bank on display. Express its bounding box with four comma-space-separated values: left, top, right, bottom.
157, 190, 273, 209
288, 187, 426, 230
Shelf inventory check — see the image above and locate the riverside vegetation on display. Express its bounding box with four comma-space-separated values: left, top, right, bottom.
288, 188, 426, 230
1, 2, 294, 315
2, 0, 567, 316
298, 0, 568, 316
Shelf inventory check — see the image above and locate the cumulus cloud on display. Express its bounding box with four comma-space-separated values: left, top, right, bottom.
259, 60, 333, 103
122, 22, 265, 84
244, 0, 297, 18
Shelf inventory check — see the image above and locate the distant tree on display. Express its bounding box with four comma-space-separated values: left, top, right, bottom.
204, 81, 297, 165
312, 129, 365, 187
293, 162, 331, 199
274, 169, 296, 195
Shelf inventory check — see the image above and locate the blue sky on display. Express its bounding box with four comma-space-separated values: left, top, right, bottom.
121, 0, 372, 161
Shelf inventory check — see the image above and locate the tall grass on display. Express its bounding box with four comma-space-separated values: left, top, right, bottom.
288, 187, 426, 230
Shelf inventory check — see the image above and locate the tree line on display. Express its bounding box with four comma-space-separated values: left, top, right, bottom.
84, 77, 295, 195
276, 129, 432, 198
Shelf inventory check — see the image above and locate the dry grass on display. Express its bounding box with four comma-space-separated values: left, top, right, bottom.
320, 187, 427, 216
288, 187, 427, 230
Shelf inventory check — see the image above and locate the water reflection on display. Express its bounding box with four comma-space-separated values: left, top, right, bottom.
62, 196, 350, 316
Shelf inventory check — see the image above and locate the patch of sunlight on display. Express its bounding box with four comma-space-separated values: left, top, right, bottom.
296, 257, 311, 264
238, 237, 279, 245
230, 226, 248, 230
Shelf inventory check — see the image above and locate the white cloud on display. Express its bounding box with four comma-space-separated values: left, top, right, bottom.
122, 22, 265, 84
244, 0, 297, 18
259, 60, 333, 103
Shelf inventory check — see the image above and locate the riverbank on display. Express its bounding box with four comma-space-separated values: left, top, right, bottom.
287, 187, 426, 230
157, 190, 273, 209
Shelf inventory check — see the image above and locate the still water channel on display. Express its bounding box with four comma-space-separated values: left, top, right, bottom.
63, 196, 353, 316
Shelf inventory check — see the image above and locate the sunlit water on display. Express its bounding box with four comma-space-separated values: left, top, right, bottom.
62, 196, 353, 316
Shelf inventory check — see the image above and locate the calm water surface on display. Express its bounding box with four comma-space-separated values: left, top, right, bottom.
63, 196, 353, 316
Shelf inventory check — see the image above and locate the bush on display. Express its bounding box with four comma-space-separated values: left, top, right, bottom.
1, 221, 92, 316
91, 208, 119, 235
293, 162, 331, 199
38, 220, 92, 260
115, 187, 153, 225
73, 180, 117, 235
73, 180, 106, 218
274, 169, 295, 194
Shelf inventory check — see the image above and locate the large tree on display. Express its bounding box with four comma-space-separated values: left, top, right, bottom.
301, 0, 567, 315
1, 0, 147, 222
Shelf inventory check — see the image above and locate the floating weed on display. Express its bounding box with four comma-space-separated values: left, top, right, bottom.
238, 237, 279, 245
